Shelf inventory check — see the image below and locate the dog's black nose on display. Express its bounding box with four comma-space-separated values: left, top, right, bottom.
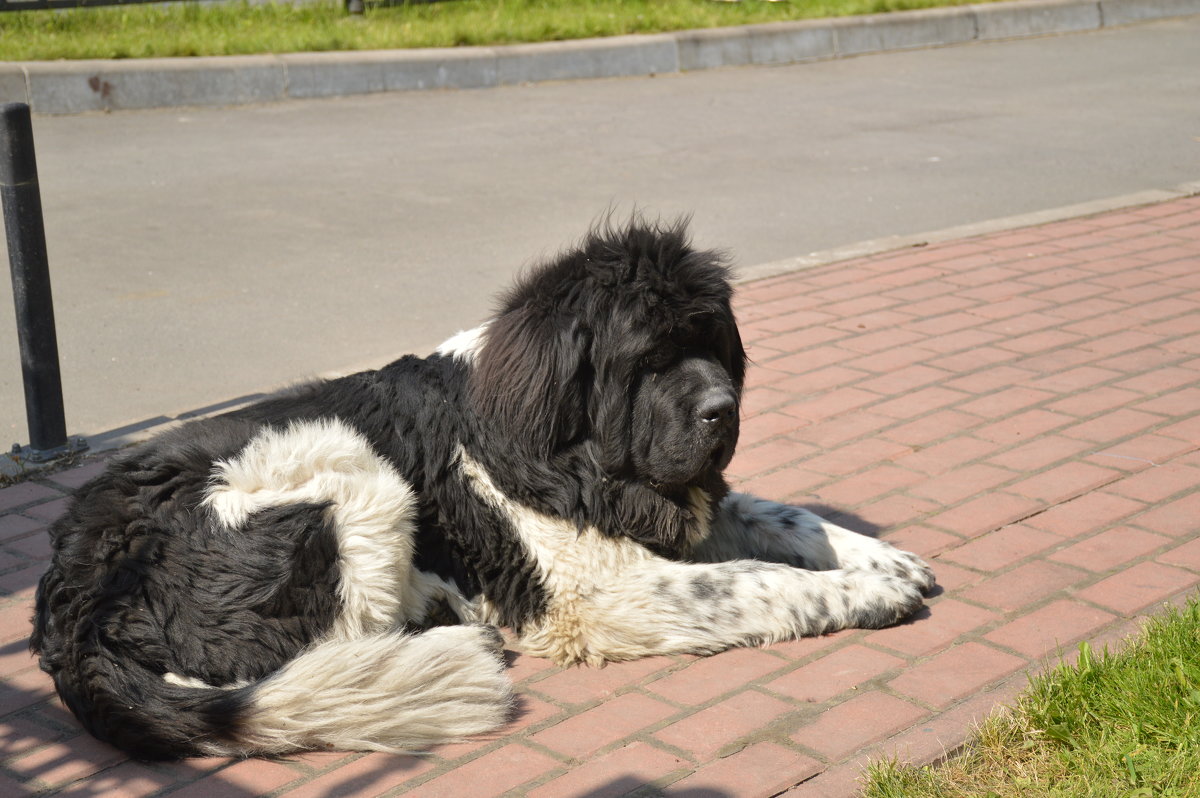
697, 390, 737, 426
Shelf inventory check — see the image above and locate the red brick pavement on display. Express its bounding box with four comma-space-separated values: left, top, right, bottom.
2, 193, 1199, 796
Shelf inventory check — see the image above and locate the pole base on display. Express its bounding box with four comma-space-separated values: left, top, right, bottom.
9, 437, 88, 465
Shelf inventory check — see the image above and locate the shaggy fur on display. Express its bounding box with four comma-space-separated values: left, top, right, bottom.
31, 219, 934, 760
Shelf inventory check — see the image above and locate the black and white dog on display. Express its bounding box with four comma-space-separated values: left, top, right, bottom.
32, 220, 934, 760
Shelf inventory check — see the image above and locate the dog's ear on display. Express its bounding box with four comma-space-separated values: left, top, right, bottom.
588, 346, 636, 474
470, 305, 591, 456
724, 312, 748, 391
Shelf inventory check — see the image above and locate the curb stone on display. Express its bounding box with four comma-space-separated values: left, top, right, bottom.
735, 181, 1200, 284
0, 0, 1197, 114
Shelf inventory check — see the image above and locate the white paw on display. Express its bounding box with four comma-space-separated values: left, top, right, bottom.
892, 548, 936, 594
837, 537, 936, 594
842, 570, 926, 629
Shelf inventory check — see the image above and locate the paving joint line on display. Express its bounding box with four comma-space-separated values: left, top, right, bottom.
733, 256, 1200, 521
739, 402, 1147, 535
926, 471, 1129, 542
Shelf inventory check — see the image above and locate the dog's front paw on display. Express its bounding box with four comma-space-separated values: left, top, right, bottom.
841, 571, 926, 630
837, 537, 936, 595
869, 546, 936, 595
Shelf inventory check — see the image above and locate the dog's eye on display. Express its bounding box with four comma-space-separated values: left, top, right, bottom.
644, 344, 677, 370
670, 317, 712, 351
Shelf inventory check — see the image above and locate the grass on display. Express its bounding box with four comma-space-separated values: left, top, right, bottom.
863, 598, 1200, 798
0, 0, 992, 61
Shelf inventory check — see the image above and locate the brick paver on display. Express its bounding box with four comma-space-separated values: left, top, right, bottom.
166, 760, 303, 798
984, 599, 1119, 659
887, 642, 1027, 709
788, 692, 929, 762
960, 559, 1085, 612
2, 193, 1199, 795
524, 743, 687, 798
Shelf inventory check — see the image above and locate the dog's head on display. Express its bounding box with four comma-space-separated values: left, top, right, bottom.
470, 219, 746, 500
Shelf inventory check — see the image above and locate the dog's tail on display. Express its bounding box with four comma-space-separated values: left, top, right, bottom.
50, 626, 514, 760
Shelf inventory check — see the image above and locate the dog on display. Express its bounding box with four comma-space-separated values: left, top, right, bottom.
31, 219, 934, 760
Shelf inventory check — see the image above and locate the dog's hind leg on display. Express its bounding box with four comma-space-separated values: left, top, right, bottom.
176, 419, 512, 755
690, 493, 935, 594
204, 417, 426, 636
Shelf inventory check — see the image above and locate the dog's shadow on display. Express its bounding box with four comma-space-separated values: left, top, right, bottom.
802, 502, 883, 537
803, 503, 943, 600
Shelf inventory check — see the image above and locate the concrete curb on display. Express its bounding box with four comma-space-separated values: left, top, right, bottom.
735, 180, 1200, 284
1, 0, 1198, 114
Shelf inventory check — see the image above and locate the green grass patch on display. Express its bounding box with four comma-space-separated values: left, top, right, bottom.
864, 597, 1200, 798
1, 0, 991, 61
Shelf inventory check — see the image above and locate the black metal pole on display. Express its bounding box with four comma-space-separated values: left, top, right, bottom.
1, 102, 78, 461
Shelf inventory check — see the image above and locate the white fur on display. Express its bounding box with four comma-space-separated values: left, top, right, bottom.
408, 569, 484, 624
163, 672, 249, 690
230, 627, 512, 756
204, 419, 418, 639
198, 420, 511, 754
459, 451, 930, 666
435, 324, 489, 363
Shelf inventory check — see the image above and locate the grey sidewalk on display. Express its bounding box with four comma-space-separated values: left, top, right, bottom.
2, 0, 1199, 114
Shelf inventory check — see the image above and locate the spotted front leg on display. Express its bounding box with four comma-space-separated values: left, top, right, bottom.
694, 493, 935, 594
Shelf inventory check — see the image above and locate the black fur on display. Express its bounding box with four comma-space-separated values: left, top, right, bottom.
31, 218, 746, 760
471, 220, 744, 554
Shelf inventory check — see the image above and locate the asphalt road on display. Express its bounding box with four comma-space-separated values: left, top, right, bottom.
2, 14, 1198, 448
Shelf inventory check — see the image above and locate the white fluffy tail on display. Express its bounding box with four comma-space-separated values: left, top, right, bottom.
227, 625, 513, 755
